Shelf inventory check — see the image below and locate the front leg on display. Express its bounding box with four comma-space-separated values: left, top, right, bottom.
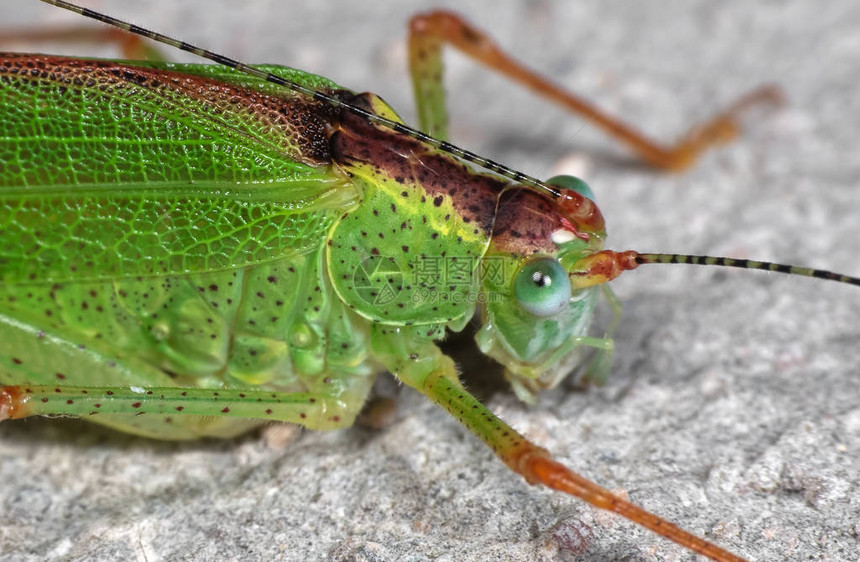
372, 324, 745, 562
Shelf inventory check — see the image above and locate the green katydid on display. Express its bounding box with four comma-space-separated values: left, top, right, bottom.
1, 1, 860, 553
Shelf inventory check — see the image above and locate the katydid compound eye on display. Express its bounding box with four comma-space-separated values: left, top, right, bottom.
513, 257, 571, 317
546, 174, 594, 201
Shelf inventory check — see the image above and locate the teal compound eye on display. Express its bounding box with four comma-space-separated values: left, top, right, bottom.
546, 175, 594, 201
513, 257, 571, 317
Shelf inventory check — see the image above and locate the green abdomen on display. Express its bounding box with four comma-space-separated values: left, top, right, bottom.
0, 248, 375, 437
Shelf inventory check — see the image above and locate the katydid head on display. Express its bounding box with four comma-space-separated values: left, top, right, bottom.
475, 176, 614, 401
477, 172, 860, 403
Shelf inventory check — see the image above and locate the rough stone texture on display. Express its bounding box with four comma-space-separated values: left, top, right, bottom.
1, 1, 859, 561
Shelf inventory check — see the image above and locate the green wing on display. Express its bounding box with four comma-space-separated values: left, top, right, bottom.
0, 55, 357, 284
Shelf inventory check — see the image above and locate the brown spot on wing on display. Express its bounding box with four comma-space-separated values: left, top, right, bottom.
0, 54, 339, 165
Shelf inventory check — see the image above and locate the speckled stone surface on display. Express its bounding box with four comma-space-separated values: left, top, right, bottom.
1, 1, 858, 561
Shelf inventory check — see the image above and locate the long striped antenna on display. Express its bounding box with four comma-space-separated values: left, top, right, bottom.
39, 0, 568, 200
635, 253, 860, 285
567, 250, 860, 289
41, 1, 860, 289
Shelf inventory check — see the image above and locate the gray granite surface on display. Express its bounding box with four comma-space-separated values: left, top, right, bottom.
1, 1, 859, 560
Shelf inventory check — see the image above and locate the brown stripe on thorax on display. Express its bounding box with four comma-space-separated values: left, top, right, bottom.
330, 92, 504, 235
491, 188, 567, 256
0, 53, 340, 165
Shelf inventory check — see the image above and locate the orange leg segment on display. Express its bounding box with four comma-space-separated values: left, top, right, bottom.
419, 370, 746, 562
0, 25, 163, 60
409, 10, 783, 171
